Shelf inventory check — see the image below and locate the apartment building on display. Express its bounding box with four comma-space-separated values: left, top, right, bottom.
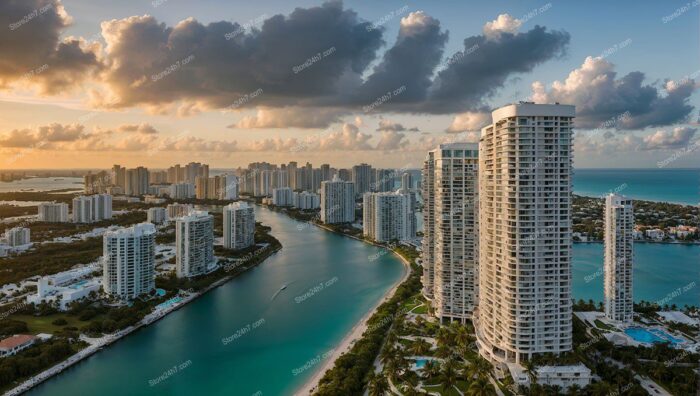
176, 211, 216, 278
320, 176, 355, 224
362, 192, 414, 242
103, 223, 156, 300
422, 143, 479, 323
223, 202, 255, 250
477, 102, 575, 364
604, 194, 634, 323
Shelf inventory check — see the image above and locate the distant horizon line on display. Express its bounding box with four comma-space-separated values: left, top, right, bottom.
0, 167, 699, 172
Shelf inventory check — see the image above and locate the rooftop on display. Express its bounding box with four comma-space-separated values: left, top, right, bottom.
0, 334, 36, 350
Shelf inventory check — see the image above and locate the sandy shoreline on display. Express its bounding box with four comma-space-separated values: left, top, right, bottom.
295, 223, 412, 395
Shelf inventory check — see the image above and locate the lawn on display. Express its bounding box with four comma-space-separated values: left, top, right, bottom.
594, 319, 614, 331
12, 313, 103, 334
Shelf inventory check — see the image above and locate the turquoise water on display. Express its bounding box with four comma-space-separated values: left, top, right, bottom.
573, 168, 699, 205
624, 327, 683, 345
27, 207, 406, 396
573, 243, 699, 308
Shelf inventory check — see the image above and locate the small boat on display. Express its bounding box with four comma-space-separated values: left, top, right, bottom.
270, 283, 290, 301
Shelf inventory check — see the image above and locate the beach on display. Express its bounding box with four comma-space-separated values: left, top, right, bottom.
295, 223, 412, 395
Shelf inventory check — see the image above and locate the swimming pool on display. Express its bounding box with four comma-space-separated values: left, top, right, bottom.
155, 297, 182, 310
413, 358, 438, 370
624, 327, 683, 345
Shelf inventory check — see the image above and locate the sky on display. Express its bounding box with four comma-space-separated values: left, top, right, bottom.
0, 0, 698, 170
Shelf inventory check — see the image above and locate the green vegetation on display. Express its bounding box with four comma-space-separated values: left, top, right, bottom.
0, 190, 77, 204
0, 237, 103, 285
573, 194, 699, 242
1, 210, 147, 241
314, 251, 421, 395
0, 205, 37, 219
0, 337, 88, 392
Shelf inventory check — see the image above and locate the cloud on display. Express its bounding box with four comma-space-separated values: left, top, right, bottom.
0, 123, 85, 148
426, 17, 570, 113
0, 0, 101, 94
155, 135, 238, 152
117, 123, 159, 134
531, 57, 696, 129
317, 123, 373, 150
0, 3, 573, 126
483, 14, 522, 40
232, 107, 347, 129
356, 11, 448, 107
446, 111, 491, 132
95, 2, 383, 110
375, 131, 408, 150
84, 5, 568, 119
376, 119, 419, 132
640, 127, 696, 150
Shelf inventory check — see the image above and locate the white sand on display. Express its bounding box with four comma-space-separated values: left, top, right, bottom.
296, 249, 411, 395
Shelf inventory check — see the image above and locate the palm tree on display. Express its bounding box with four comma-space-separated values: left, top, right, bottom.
467, 356, 492, 380
522, 360, 537, 385
441, 360, 458, 391
411, 338, 432, 356
423, 359, 440, 379
588, 381, 613, 396
368, 372, 389, 396
565, 383, 581, 396
380, 345, 395, 366
467, 376, 495, 396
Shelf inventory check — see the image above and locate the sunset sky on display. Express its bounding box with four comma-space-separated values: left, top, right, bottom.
0, 0, 698, 169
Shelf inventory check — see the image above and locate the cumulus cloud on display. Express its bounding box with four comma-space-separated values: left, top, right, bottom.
95, 2, 383, 110
376, 119, 419, 132
356, 11, 448, 106
531, 57, 696, 129
83, 5, 568, 120
0, 0, 101, 94
483, 14, 522, 40
0, 123, 85, 148
446, 111, 491, 132
375, 131, 408, 150
426, 17, 570, 113
117, 123, 159, 134
640, 127, 696, 150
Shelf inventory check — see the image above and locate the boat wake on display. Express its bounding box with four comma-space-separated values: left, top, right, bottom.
271, 282, 293, 301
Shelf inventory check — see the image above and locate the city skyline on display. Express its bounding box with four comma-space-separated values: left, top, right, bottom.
0, 0, 698, 169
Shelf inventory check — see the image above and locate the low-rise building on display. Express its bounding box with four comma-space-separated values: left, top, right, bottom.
508, 363, 592, 389
0, 334, 37, 358
645, 229, 665, 240
144, 195, 166, 204
27, 273, 101, 310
